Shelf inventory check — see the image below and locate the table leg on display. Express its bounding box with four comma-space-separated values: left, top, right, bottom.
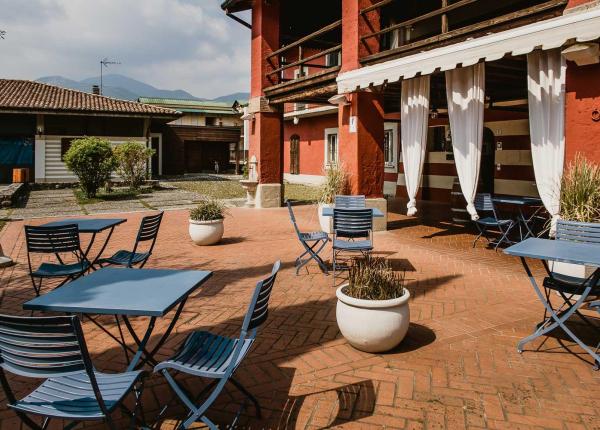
517, 257, 600, 367
83, 227, 118, 270
122, 299, 188, 371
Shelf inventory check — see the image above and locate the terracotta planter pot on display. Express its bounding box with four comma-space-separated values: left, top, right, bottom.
189, 219, 224, 246
336, 285, 410, 353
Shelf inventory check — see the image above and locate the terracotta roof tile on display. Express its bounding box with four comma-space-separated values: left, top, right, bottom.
0, 79, 181, 117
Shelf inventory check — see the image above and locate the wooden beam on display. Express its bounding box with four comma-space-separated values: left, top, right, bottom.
264, 67, 340, 96
267, 20, 342, 60
362, 0, 479, 42
361, 0, 567, 63
360, 0, 395, 15
269, 84, 338, 105
268, 45, 341, 76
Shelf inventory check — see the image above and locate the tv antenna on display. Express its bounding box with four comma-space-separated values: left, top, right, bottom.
0, 30, 6, 39
99, 58, 121, 95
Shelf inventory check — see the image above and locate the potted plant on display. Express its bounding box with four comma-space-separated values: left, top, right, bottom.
318, 164, 347, 234
552, 154, 600, 279
336, 256, 410, 353
189, 199, 227, 246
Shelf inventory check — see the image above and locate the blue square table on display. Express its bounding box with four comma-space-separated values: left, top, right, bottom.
505, 238, 600, 368
492, 196, 544, 240
41, 218, 127, 268
24, 267, 212, 371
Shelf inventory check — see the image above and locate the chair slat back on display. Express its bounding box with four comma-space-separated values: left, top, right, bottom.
286, 201, 301, 237
244, 261, 281, 332
136, 212, 164, 243
25, 225, 81, 254
0, 315, 90, 378
556, 220, 600, 244
335, 195, 366, 209
333, 208, 373, 235
474, 193, 495, 213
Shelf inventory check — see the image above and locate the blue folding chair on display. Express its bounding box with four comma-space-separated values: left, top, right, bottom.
287, 201, 329, 275
97, 212, 163, 268
25, 224, 91, 296
332, 208, 373, 285
543, 220, 600, 330
0, 314, 146, 430
335, 195, 366, 209
154, 261, 281, 429
592, 300, 600, 369
472, 193, 515, 251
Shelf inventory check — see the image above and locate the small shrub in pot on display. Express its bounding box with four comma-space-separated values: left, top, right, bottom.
189, 199, 227, 245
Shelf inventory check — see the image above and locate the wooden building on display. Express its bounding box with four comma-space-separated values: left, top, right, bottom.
0, 79, 180, 183
222, 0, 600, 225
141, 98, 245, 175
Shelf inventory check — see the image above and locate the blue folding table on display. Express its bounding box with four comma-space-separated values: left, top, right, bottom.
492, 196, 544, 240
41, 218, 126, 268
505, 238, 600, 368
24, 267, 212, 371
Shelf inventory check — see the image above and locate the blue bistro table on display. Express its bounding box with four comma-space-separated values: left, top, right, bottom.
24, 267, 212, 371
504, 238, 600, 367
321, 207, 385, 218
41, 218, 126, 268
492, 196, 544, 240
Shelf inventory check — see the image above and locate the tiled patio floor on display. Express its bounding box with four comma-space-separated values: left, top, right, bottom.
0, 204, 599, 429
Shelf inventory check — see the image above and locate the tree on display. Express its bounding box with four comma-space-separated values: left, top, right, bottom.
64, 137, 116, 198
113, 141, 155, 190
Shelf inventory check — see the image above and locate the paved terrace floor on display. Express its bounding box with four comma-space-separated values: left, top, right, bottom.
0, 204, 599, 429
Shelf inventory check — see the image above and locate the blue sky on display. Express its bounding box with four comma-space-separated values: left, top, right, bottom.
0, 0, 251, 98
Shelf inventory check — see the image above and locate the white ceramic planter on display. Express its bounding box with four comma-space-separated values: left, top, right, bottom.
336, 285, 410, 353
189, 219, 224, 246
318, 203, 333, 234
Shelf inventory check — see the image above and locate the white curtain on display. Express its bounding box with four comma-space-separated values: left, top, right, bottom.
401, 75, 430, 216
445, 63, 485, 221
527, 49, 566, 235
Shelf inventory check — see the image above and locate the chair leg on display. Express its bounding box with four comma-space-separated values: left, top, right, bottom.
230, 377, 261, 419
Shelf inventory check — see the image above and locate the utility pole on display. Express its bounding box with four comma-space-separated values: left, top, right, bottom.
99, 58, 121, 95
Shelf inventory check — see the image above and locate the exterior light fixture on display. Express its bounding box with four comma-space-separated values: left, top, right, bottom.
430, 108, 439, 119
293, 116, 300, 125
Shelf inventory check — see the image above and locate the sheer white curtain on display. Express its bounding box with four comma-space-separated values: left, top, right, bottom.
445, 63, 485, 221
527, 49, 566, 235
401, 75, 430, 216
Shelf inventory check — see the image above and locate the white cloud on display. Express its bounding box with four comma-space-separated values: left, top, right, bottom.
0, 0, 250, 98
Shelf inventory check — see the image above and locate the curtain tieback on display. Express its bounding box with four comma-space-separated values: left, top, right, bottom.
467, 203, 479, 221
407, 199, 418, 217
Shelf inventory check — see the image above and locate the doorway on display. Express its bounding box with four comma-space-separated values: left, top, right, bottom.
290, 134, 300, 175
479, 127, 496, 194
150, 133, 162, 177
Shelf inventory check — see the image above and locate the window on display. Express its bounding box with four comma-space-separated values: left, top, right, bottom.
294, 67, 309, 111
384, 129, 394, 165
324, 129, 339, 167
205, 117, 216, 126
325, 51, 341, 67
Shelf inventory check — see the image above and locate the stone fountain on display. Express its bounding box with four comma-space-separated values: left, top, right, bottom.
240, 156, 259, 208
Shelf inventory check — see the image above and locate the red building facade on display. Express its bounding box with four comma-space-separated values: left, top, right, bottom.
223, 0, 600, 220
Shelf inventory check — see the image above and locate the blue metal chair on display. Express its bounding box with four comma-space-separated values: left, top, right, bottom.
332, 208, 373, 284
97, 212, 163, 268
154, 261, 281, 429
25, 224, 91, 296
0, 314, 146, 430
335, 195, 366, 209
287, 201, 329, 275
543, 220, 600, 331
472, 193, 515, 250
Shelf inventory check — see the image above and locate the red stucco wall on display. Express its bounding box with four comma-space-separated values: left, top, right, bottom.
283, 114, 338, 176
565, 62, 600, 164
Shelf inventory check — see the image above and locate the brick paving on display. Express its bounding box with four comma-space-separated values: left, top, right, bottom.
0, 203, 599, 429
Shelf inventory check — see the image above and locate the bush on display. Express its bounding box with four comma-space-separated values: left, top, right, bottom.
560, 154, 600, 223
318, 164, 348, 205
114, 141, 155, 190
190, 199, 227, 221
64, 137, 116, 198
344, 256, 406, 301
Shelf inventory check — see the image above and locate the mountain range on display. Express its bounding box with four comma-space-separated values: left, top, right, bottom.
36, 74, 249, 104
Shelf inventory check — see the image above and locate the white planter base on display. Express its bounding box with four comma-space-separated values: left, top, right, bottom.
189, 219, 224, 246
318, 204, 333, 234
336, 285, 410, 353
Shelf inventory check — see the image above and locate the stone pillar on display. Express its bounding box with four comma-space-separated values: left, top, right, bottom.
248, 0, 283, 208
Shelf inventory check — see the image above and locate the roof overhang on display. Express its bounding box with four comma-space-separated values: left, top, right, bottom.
221, 0, 252, 13
337, 7, 600, 93
0, 108, 182, 120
